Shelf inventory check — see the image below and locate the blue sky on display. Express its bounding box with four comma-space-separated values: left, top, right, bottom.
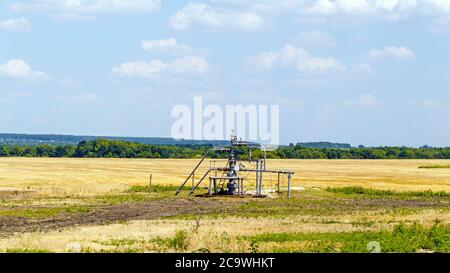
0, 0, 449, 147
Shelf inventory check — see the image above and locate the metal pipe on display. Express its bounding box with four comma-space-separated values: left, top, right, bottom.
287, 173, 292, 198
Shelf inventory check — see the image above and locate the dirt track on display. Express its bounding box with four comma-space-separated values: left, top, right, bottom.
0, 198, 233, 236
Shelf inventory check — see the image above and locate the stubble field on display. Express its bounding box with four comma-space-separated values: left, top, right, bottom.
0, 158, 449, 253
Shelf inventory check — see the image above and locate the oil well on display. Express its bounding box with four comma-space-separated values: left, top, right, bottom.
176, 135, 295, 197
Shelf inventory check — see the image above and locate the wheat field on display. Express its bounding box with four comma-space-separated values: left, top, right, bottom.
0, 158, 449, 196
0, 157, 450, 252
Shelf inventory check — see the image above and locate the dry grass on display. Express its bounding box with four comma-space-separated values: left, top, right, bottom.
1, 208, 449, 253
1, 157, 449, 253
0, 158, 449, 197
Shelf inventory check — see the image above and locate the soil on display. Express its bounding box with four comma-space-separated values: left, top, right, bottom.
347, 198, 450, 208
0, 198, 235, 237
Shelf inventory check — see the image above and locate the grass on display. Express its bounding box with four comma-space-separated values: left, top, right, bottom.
325, 186, 450, 198
5, 248, 51, 253
419, 165, 450, 169
247, 222, 450, 253
1, 158, 450, 197
127, 184, 191, 193
1, 158, 450, 252
0, 205, 91, 218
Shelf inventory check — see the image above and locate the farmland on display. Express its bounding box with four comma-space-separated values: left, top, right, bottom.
0, 158, 449, 253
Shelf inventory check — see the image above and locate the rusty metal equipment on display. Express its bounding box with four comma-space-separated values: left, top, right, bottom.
176, 135, 295, 197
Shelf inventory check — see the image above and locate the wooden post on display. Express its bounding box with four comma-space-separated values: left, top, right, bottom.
148, 173, 152, 194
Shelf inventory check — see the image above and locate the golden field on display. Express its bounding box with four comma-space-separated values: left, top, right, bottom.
0, 157, 449, 196
0, 157, 449, 253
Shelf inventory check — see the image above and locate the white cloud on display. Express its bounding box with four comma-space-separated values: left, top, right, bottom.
352, 63, 373, 73
10, 0, 160, 19
0, 59, 48, 80
112, 56, 210, 77
112, 60, 168, 77
368, 46, 415, 60
171, 0, 450, 31
0, 17, 30, 31
170, 2, 264, 30
142, 38, 191, 53
422, 0, 450, 14
245, 44, 345, 73
357, 94, 381, 107
345, 94, 382, 108
170, 56, 210, 74
296, 30, 336, 47
245, 51, 279, 71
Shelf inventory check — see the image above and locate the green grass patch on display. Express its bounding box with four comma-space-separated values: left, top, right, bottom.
325, 186, 450, 198
153, 230, 189, 251
101, 230, 189, 252
5, 248, 52, 253
419, 165, 450, 169
0, 205, 91, 219
127, 184, 192, 193
246, 222, 450, 253
95, 193, 160, 205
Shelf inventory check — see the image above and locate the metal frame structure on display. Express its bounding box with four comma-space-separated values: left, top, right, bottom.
176, 135, 295, 198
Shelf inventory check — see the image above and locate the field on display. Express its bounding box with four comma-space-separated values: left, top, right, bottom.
0, 158, 449, 253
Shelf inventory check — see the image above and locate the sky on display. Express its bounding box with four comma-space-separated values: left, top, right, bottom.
0, 0, 450, 147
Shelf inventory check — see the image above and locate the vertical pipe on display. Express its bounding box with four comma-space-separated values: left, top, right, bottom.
209, 177, 212, 195
259, 161, 263, 196
237, 178, 241, 195
287, 174, 291, 198
277, 173, 280, 194
255, 161, 259, 196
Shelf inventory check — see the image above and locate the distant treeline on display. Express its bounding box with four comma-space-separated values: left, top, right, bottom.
0, 139, 449, 159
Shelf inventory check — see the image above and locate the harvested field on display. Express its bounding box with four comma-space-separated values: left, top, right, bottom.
0, 158, 449, 253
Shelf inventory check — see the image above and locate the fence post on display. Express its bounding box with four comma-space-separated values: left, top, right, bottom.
149, 173, 152, 194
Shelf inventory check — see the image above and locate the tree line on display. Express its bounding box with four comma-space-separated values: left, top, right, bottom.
0, 139, 449, 159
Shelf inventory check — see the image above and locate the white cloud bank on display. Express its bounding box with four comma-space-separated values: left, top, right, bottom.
170, 2, 264, 30
0, 59, 48, 80
368, 46, 415, 60
10, 0, 160, 20
171, 0, 450, 30
112, 56, 210, 77
245, 44, 345, 73
142, 38, 192, 53
0, 17, 30, 31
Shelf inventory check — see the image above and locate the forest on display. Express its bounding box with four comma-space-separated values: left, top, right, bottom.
0, 139, 449, 159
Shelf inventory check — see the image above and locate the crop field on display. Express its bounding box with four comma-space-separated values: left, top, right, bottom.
0, 158, 449, 253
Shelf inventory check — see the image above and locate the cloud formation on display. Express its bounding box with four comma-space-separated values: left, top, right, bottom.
170, 2, 264, 30
172, 0, 450, 31
245, 44, 345, 73
142, 38, 192, 53
368, 46, 415, 60
112, 56, 210, 77
10, 0, 160, 20
0, 59, 48, 80
0, 17, 30, 31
